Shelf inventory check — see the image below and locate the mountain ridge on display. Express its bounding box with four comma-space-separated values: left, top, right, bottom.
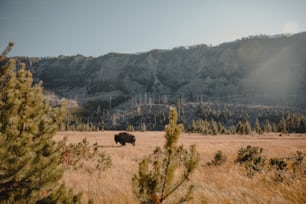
16, 32, 306, 109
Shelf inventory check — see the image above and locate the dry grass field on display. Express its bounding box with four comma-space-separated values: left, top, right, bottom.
55, 131, 306, 204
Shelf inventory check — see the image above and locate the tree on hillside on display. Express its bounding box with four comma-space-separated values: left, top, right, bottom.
210, 119, 218, 135
0, 42, 81, 203
132, 107, 199, 204
255, 118, 262, 134
263, 119, 272, 133
278, 117, 287, 133
236, 117, 251, 135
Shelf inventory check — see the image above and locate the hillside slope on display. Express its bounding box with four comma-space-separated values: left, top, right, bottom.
18, 32, 306, 109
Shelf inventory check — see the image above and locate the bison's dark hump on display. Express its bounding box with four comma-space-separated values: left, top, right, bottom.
118, 132, 130, 136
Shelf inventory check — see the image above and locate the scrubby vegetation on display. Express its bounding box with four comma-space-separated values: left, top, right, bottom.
56, 131, 306, 203
132, 108, 199, 204
60, 137, 112, 171
235, 146, 266, 177
233, 145, 305, 182
207, 150, 227, 166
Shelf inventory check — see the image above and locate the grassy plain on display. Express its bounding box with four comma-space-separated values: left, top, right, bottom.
55, 131, 306, 204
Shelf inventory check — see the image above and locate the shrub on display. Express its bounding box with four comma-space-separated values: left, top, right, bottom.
292, 150, 304, 166
267, 151, 305, 182
60, 138, 112, 171
269, 157, 287, 171
235, 145, 266, 177
291, 150, 304, 178
207, 150, 227, 166
269, 157, 288, 182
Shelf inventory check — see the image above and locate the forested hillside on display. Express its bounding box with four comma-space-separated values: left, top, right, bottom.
16, 32, 306, 130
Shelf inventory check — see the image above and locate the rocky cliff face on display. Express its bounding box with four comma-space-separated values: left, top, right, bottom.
18, 32, 306, 109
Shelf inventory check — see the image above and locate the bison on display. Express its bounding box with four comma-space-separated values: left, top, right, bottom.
114, 132, 136, 146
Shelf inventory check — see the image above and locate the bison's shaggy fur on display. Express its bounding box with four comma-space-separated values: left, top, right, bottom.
114, 132, 136, 146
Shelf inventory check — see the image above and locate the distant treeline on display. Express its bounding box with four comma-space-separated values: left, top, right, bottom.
188, 113, 306, 135
60, 102, 306, 134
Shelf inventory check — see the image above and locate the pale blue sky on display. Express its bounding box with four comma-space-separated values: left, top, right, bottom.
1, 0, 305, 57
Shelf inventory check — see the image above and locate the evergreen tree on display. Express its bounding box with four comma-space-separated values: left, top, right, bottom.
189, 120, 196, 133
243, 118, 252, 135
278, 117, 287, 133
217, 122, 226, 134
236, 117, 251, 135
140, 122, 147, 132
0, 43, 80, 203
271, 122, 277, 132
255, 118, 262, 134
283, 113, 306, 133
127, 124, 135, 132
300, 119, 306, 133
263, 119, 272, 133
132, 107, 199, 204
210, 119, 218, 135
236, 121, 243, 134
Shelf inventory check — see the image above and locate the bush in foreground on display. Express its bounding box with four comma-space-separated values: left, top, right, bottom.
235, 145, 266, 177
207, 150, 227, 166
60, 137, 112, 171
132, 107, 199, 204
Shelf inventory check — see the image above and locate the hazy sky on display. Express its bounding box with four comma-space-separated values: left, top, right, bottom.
1, 0, 306, 57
